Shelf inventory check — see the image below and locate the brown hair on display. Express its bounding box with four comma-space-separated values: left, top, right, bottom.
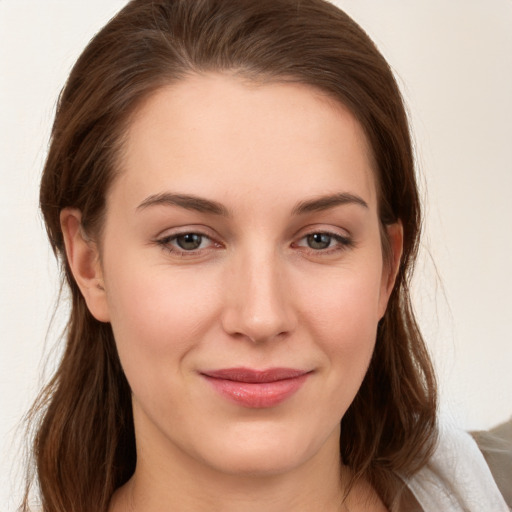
24, 0, 437, 510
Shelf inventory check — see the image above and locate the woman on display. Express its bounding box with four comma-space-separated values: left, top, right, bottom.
21, 0, 508, 511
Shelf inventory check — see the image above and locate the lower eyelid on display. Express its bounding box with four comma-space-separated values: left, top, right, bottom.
165, 233, 210, 246
154, 229, 353, 255
295, 232, 352, 245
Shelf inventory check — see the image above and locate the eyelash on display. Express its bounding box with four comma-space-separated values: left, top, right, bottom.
155, 230, 354, 257
155, 231, 221, 257
292, 232, 354, 254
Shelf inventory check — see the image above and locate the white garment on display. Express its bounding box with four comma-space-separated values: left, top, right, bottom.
405, 423, 510, 511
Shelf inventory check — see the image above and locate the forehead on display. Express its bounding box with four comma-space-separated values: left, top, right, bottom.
114, 73, 377, 212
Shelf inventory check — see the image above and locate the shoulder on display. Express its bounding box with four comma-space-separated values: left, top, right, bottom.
403, 421, 510, 512
471, 417, 512, 509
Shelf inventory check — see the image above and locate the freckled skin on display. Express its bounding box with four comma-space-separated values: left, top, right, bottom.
72, 73, 399, 511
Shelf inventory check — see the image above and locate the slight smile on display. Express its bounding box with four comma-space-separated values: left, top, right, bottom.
201, 368, 312, 408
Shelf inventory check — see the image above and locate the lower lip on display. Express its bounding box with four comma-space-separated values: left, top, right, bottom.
203, 374, 309, 408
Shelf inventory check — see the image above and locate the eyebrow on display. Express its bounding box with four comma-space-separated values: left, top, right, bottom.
291, 193, 369, 215
136, 193, 230, 216
136, 191, 368, 217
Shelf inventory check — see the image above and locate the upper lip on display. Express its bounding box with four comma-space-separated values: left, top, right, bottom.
201, 367, 310, 383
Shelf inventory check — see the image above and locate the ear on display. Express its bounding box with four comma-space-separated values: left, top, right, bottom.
378, 221, 403, 319
60, 208, 110, 322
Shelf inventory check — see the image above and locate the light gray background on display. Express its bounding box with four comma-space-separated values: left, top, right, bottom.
1, 1, 511, 509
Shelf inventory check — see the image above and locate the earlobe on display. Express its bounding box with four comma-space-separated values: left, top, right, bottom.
378, 221, 404, 318
60, 209, 110, 322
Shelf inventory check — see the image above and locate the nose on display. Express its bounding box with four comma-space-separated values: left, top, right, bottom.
221, 249, 297, 343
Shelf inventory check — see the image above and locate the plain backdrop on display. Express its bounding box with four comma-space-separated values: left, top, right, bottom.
1, 0, 511, 509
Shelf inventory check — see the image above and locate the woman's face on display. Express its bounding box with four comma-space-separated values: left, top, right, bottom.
83, 74, 400, 477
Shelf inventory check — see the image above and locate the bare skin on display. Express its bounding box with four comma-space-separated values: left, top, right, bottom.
62, 73, 401, 512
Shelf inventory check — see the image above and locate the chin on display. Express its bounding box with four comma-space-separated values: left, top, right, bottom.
192, 421, 338, 477
204, 446, 308, 477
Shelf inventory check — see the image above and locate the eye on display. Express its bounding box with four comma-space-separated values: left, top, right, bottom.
294, 231, 353, 252
156, 231, 218, 254
174, 233, 205, 250
306, 233, 334, 250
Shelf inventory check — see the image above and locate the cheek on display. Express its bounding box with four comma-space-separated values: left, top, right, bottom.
318, 288, 379, 372
297, 263, 384, 388
301, 259, 384, 338
102, 253, 222, 386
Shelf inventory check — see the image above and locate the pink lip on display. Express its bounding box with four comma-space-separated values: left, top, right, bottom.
201, 367, 310, 408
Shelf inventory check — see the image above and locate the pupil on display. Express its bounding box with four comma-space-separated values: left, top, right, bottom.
177, 233, 202, 250
308, 233, 331, 250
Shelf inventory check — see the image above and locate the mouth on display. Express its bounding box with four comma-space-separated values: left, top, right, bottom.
200, 367, 311, 408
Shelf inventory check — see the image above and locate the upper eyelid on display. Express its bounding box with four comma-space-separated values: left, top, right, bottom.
156, 233, 351, 258
155, 232, 219, 257
154, 225, 353, 245
161, 232, 212, 242
296, 231, 350, 242
155, 225, 217, 239
156, 228, 349, 239
293, 233, 353, 249
293, 224, 352, 240
158, 231, 217, 247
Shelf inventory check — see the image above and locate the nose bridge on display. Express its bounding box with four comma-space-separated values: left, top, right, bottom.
222, 243, 295, 342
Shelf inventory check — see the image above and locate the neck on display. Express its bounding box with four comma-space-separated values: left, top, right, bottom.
109, 409, 389, 512
110, 430, 349, 512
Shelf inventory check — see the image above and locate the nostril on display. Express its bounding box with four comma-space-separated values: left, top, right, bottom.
221, 304, 296, 343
